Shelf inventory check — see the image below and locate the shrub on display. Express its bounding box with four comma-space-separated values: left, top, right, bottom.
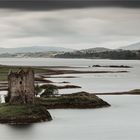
40, 85, 58, 98
35, 84, 42, 96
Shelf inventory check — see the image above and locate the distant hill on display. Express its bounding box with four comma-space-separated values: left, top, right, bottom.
55, 48, 140, 60
0, 46, 75, 54
80, 47, 111, 53
120, 42, 140, 50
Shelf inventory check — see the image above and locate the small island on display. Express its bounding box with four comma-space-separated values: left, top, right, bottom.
36, 92, 110, 109
0, 69, 52, 124
92, 65, 132, 68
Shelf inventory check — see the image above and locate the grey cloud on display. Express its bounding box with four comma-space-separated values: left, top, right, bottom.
0, 1, 140, 11
0, 7, 140, 49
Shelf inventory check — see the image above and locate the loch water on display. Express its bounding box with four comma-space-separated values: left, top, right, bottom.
0, 58, 140, 140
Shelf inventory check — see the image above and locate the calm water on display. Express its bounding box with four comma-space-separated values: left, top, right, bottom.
0, 58, 140, 93
0, 58, 140, 140
0, 95, 140, 140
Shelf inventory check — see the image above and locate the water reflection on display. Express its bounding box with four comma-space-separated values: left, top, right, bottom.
0, 124, 36, 140
8, 124, 33, 130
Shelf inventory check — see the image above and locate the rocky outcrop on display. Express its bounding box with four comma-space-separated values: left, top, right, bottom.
37, 92, 110, 109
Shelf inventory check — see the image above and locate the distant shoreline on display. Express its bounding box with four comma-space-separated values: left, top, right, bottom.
0, 64, 138, 96
0, 65, 128, 90
94, 90, 140, 96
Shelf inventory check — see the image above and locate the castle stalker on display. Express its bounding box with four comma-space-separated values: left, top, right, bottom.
8, 69, 35, 104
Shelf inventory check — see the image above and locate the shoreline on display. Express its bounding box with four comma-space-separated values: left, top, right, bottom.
0, 65, 128, 90
94, 90, 140, 96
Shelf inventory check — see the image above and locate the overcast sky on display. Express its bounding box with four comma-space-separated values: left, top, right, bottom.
0, 1, 140, 49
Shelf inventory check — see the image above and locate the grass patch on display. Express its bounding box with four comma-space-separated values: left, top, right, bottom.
0, 104, 43, 117
0, 103, 52, 123
0, 65, 49, 81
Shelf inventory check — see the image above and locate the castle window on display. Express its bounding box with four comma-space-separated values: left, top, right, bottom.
20, 81, 22, 84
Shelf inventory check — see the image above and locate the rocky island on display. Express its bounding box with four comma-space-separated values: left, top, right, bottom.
0, 69, 52, 124
36, 92, 110, 109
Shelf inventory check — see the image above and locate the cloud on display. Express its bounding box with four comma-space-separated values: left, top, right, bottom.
0, 0, 140, 11
0, 7, 140, 49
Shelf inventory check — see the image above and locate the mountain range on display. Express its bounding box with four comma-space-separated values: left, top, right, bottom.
79, 42, 140, 52
120, 42, 140, 50
0, 42, 140, 57
0, 46, 75, 54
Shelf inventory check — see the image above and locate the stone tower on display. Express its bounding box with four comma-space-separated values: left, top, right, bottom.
7, 69, 35, 104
